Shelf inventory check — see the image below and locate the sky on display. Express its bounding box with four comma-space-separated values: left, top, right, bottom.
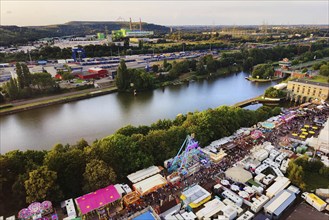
0, 0, 328, 26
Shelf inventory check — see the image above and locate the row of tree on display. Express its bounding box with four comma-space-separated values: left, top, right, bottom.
2, 63, 59, 100
116, 60, 155, 91
116, 54, 241, 93
0, 105, 281, 215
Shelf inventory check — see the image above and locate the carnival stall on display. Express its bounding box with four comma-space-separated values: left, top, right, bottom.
133, 174, 167, 196
75, 185, 121, 218
250, 130, 263, 140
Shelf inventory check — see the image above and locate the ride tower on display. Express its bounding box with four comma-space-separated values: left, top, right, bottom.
167, 134, 210, 176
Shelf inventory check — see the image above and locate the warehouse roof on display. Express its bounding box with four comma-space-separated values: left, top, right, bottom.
264, 190, 296, 216
127, 166, 161, 183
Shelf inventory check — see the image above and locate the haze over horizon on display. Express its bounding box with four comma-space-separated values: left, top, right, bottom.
1, 0, 328, 27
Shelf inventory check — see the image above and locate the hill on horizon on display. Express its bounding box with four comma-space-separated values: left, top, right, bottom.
0, 21, 170, 46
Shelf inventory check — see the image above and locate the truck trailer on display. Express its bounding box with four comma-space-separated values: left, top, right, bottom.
301, 192, 327, 212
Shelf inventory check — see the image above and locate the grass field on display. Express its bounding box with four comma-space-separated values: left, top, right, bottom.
309, 75, 329, 83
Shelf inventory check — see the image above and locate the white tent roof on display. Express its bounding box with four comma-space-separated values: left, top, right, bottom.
181, 184, 211, 205
133, 174, 167, 195
196, 199, 226, 219
306, 117, 329, 154
225, 166, 253, 183
127, 165, 161, 183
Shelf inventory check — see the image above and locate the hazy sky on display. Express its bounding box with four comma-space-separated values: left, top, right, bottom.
1, 0, 328, 26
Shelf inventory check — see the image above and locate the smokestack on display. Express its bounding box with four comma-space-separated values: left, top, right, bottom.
129, 18, 132, 30
139, 18, 142, 31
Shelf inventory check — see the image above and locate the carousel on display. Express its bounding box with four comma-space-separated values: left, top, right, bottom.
279, 136, 293, 149
18, 201, 55, 220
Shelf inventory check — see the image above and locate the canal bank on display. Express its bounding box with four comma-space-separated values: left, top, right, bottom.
0, 87, 118, 116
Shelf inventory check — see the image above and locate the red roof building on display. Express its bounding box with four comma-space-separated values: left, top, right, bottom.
77, 68, 108, 79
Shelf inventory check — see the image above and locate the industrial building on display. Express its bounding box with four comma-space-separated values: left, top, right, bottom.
287, 79, 329, 102
222, 190, 244, 207
236, 211, 254, 220
132, 174, 167, 196
263, 190, 296, 219
112, 29, 154, 39
127, 165, 162, 184
266, 176, 291, 199
195, 198, 226, 219
180, 184, 211, 209
250, 194, 269, 213
128, 206, 160, 220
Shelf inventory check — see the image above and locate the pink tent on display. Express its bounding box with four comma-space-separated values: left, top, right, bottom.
76, 185, 121, 215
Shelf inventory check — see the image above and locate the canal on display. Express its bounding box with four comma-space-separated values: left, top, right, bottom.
0, 71, 277, 153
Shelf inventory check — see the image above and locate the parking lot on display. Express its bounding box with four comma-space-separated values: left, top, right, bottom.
284, 202, 329, 220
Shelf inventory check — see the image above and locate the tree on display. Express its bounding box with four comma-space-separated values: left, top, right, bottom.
242, 57, 254, 71
152, 64, 159, 73
319, 64, 329, 76
169, 60, 190, 79
21, 63, 32, 87
312, 63, 322, 70
3, 78, 21, 100
15, 63, 31, 89
252, 64, 274, 79
163, 59, 172, 71
287, 162, 305, 189
83, 159, 117, 193
74, 139, 89, 150
264, 87, 286, 98
0, 92, 5, 103
196, 61, 207, 75
188, 59, 197, 71
116, 59, 130, 91
319, 166, 329, 179
15, 63, 24, 89
31, 72, 56, 90
206, 59, 219, 73
44, 146, 86, 198
24, 166, 61, 203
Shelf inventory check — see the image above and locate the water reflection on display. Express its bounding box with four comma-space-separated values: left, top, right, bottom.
0, 71, 277, 153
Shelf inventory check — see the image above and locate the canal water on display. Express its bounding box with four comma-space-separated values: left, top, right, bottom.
0, 71, 277, 153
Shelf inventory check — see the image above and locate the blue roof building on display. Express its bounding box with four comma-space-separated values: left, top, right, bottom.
263, 189, 296, 219
132, 211, 156, 220
129, 206, 160, 220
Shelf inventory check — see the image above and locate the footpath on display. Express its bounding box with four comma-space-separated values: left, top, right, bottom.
0, 86, 118, 116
